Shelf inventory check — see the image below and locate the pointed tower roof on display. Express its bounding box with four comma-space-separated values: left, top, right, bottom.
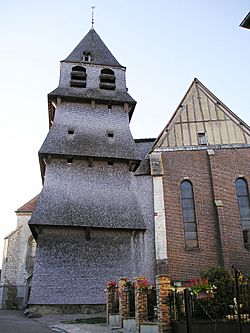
63, 29, 122, 67
152, 78, 250, 151
240, 12, 250, 29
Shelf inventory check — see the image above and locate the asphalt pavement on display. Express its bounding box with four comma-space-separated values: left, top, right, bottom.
0, 310, 55, 333
0, 310, 125, 333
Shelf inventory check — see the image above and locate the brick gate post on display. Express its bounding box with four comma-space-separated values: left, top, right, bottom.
106, 282, 117, 324
156, 275, 172, 333
134, 277, 148, 333
118, 278, 130, 326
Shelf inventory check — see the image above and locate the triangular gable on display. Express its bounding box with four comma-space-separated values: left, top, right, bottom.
153, 78, 250, 150
4, 226, 22, 240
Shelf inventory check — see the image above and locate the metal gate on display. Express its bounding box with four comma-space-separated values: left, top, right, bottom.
170, 267, 250, 333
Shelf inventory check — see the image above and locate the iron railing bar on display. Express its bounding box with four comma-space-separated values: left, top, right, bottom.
192, 295, 214, 322
233, 266, 243, 333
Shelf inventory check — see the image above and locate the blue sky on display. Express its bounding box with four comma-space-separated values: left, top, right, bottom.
0, 1, 249, 264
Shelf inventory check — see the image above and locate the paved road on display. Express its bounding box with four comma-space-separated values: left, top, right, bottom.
0, 310, 55, 333
0, 311, 125, 333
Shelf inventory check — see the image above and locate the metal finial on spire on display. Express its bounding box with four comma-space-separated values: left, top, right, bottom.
91, 6, 95, 29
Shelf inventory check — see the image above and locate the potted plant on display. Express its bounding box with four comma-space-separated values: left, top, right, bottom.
134, 278, 149, 294
189, 276, 217, 299
105, 280, 117, 291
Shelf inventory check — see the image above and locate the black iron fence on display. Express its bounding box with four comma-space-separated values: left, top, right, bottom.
112, 287, 119, 314
128, 283, 135, 317
147, 286, 157, 321
170, 267, 250, 333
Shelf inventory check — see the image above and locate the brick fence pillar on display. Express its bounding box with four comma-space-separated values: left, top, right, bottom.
118, 278, 130, 326
135, 277, 148, 333
106, 283, 117, 324
156, 275, 172, 333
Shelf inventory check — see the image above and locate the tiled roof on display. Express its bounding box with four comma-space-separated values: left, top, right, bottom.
134, 139, 155, 176
16, 194, 40, 212
48, 87, 136, 105
134, 158, 151, 176
63, 29, 123, 67
135, 138, 155, 160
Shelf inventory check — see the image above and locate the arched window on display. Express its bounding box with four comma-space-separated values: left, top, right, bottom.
100, 68, 116, 90
181, 180, 198, 249
26, 237, 37, 273
70, 66, 87, 88
236, 178, 250, 247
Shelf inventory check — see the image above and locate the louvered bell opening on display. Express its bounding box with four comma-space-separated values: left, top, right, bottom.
100, 82, 116, 90
100, 73, 116, 82
70, 79, 86, 88
70, 66, 86, 88
100, 69, 116, 90
71, 71, 87, 79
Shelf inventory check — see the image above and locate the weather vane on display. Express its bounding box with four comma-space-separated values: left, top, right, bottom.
91, 6, 95, 29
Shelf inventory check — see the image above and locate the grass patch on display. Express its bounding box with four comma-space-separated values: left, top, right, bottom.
61, 317, 106, 325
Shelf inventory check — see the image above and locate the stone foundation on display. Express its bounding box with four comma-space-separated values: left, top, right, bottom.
27, 304, 105, 315
156, 259, 168, 274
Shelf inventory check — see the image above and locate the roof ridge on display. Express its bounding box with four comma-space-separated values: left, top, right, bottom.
149, 78, 197, 152
196, 79, 250, 132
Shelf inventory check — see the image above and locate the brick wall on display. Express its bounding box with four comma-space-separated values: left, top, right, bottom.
163, 148, 250, 280
161, 148, 250, 280
208, 148, 250, 273
162, 149, 221, 280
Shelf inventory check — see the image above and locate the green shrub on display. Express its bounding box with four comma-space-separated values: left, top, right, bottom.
198, 266, 234, 318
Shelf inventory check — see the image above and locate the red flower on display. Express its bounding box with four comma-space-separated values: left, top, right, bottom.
106, 281, 117, 288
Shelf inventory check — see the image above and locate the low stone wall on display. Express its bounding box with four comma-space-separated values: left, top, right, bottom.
108, 314, 120, 327
123, 318, 136, 332
140, 322, 158, 333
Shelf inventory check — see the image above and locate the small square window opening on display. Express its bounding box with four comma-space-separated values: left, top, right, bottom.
83, 52, 91, 62
108, 161, 114, 166
107, 131, 114, 138
198, 132, 207, 145
68, 130, 74, 135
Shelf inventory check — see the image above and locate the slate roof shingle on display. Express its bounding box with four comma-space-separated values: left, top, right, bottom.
39, 104, 140, 161
64, 29, 123, 67
48, 87, 136, 105
29, 160, 146, 231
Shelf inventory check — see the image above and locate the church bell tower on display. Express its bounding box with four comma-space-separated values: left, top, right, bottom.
28, 27, 155, 309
